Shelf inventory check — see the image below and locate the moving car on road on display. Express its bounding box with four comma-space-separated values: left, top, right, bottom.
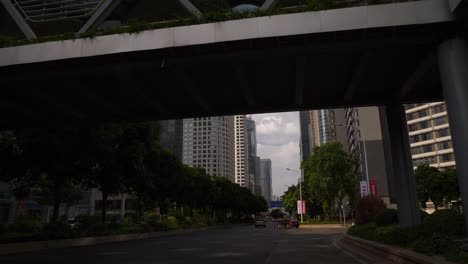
289, 219, 300, 228
254, 219, 267, 228
277, 218, 300, 229
277, 218, 291, 229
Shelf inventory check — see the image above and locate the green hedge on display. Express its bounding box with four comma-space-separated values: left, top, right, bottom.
421, 210, 464, 236
302, 219, 341, 225
347, 210, 468, 263
42, 221, 74, 239
8, 215, 42, 233
375, 209, 398, 226
355, 196, 386, 225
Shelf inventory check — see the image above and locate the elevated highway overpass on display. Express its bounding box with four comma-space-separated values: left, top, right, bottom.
1, 0, 468, 230
0, 0, 456, 127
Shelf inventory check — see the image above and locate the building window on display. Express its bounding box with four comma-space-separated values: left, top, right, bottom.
413, 156, 436, 167
434, 116, 448, 126
411, 144, 435, 155
407, 109, 430, 121
408, 120, 432, 132
437, 141, 453, 150
431, 104, 446, 114
439, 153, 455, 163
410, 132, 434, 143
436, 128, 450, 137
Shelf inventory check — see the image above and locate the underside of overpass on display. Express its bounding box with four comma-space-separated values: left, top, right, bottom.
0, 22, 455, 129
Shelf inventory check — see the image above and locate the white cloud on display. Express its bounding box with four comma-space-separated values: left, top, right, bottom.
251, 112, 301, 197
253, 112, 299, 146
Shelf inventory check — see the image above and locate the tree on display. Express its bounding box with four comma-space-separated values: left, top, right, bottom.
15, 126, 85, 221
270, 209, 284, 219
33, 174, 83, 219
301, 142, 358, 219
0, 131, 34, 203
281, 185, 299, 214
79, 123, 129, 224
442, 169, 460, 202
415, 165, 460, 210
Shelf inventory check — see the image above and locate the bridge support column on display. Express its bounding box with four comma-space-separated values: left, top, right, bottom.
384, 104, 420, 227
438, 38, 468, 232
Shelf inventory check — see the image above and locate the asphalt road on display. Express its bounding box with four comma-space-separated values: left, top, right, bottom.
0, 222, 385, 264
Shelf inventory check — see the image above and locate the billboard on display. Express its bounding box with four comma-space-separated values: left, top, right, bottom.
360, 181, 368, 197
370, 180, 378, 197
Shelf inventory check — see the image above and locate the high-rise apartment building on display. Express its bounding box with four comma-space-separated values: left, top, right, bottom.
300, 109, 342, 153
246, 117, 257, 191
345, 107, 391, 203
234, 115, 249, 188
182, 116, 235, 182
405, 102, 455, 169
259, 159, 272, 205
158, 119, 184, 160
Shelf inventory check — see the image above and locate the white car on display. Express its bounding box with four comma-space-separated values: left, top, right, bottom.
254, 219, 266, 228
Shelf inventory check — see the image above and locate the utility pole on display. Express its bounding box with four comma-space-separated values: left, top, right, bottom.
286, 168, 303, 223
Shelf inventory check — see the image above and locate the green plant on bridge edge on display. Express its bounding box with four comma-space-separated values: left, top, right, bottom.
0, 0, 421, 49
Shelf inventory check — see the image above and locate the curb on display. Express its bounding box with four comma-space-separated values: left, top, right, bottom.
342, 234, 454, 264
0, 226, 217, 255
300, 224, 348, 229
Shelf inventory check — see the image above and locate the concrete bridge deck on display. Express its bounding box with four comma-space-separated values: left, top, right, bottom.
0, 0, 457, 128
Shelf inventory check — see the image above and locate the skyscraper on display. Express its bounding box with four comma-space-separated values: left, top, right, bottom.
301, 109, 337, 151
182, 116, 235, 182
299, 111, 312, 163
254, 156, 262, 195
234, 115, 249, 188
345, 107, 391, 203
405, 102, 455, 169
246, 117, 257, 191
259, 159, 272, 205
158, 119, 184, 160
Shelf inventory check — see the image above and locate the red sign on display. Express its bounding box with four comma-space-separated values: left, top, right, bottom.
370, 180, 378, 197
301, 200, 306, 214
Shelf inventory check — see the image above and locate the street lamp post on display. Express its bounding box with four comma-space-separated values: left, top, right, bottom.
286, 168, 303, 223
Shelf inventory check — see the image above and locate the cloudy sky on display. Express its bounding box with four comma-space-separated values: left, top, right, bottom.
251, 112, 301, 197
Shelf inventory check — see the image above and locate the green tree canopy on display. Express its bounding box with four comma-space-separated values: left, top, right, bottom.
415, 165, 460, 210
301, 141, 358, 219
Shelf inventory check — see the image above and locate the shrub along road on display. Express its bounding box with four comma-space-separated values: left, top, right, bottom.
0, 223, 388, 264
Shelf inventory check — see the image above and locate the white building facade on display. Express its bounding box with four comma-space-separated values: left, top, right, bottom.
405, 102, 455, 169
234, 115, 249, 188
182, 116, 235, 182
